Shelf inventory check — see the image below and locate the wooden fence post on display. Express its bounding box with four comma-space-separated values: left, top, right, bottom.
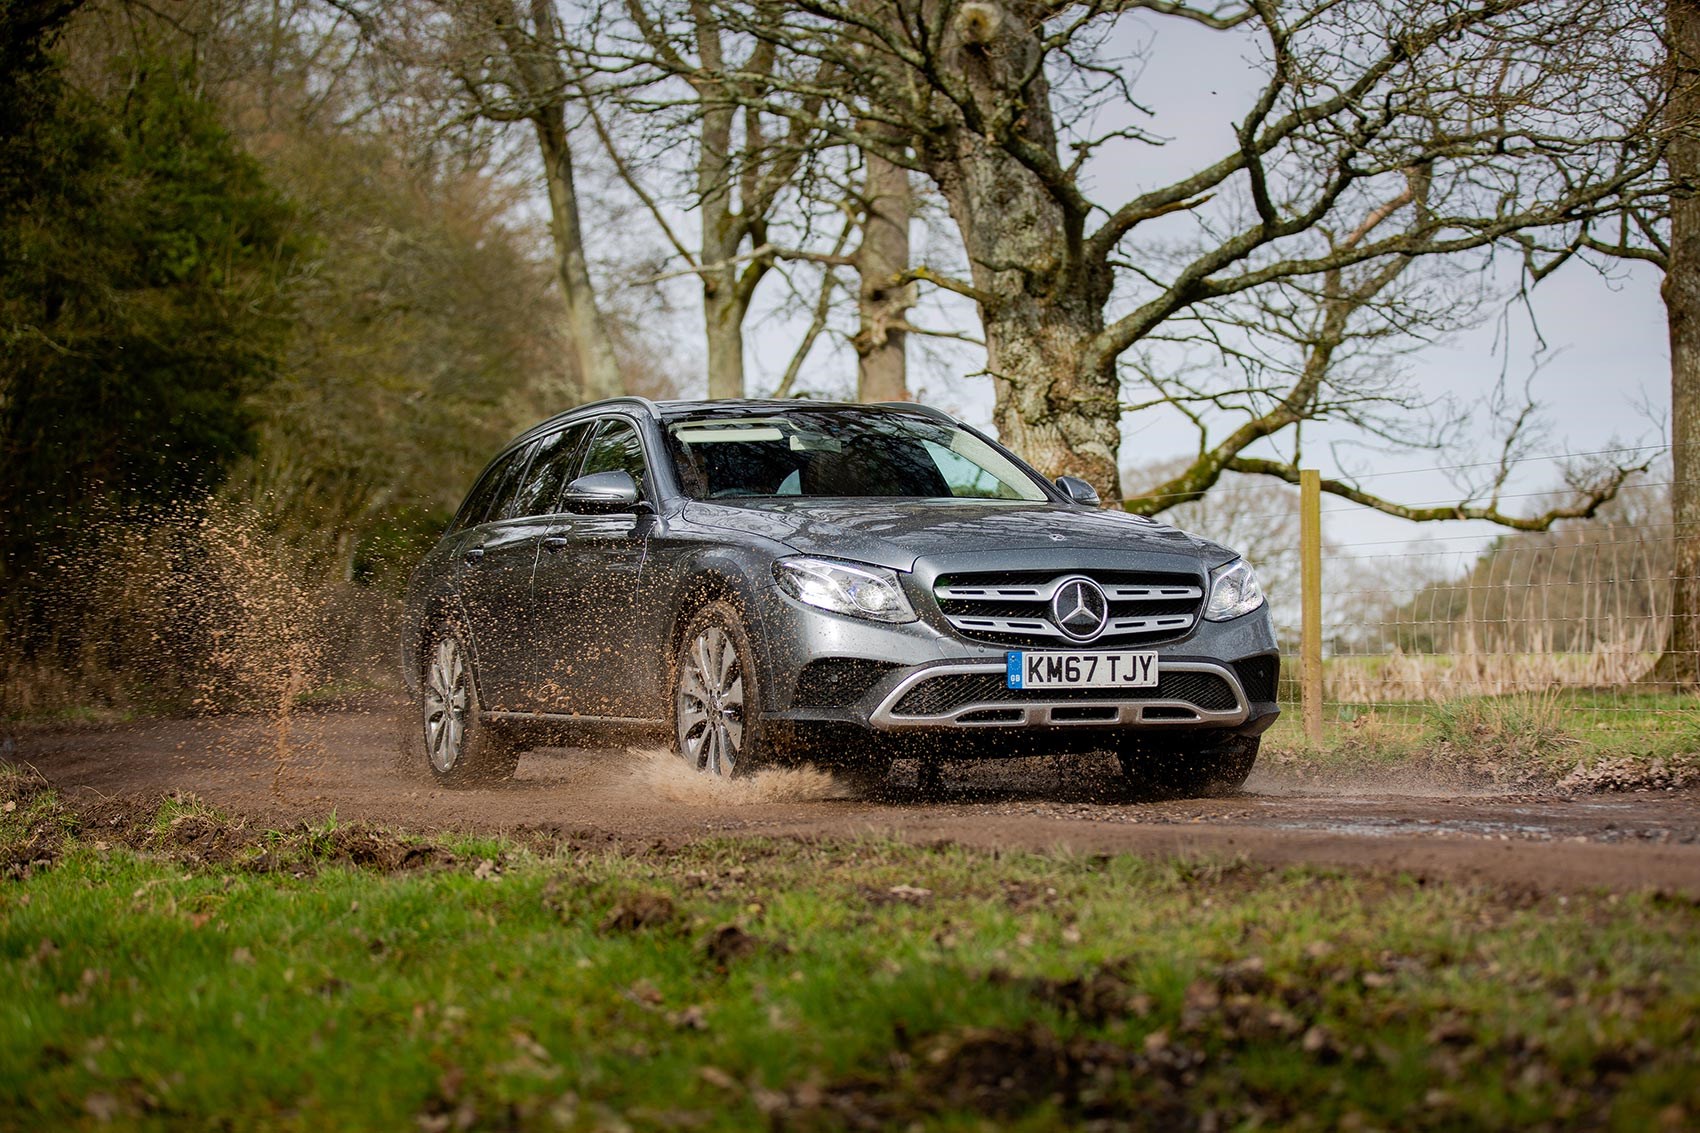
1300, 469, 1324, 747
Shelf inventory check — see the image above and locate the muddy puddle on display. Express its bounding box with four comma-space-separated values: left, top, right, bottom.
8, 706, 1700, 896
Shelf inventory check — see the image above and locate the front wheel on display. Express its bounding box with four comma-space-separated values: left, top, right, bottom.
1118, 734, 1259, 798
673, 602, 768, 777
411, 629, 520, 786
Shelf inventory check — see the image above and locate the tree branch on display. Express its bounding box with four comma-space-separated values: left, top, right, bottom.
1219, 456, 1650, 530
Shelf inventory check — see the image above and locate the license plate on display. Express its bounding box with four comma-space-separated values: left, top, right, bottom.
1006, 651, 1158, 689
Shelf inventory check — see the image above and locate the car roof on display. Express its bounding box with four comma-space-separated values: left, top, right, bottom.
501, 397, 962, 458
654, 398, 957, 423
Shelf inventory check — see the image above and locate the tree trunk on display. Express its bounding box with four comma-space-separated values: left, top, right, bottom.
855, 148, 912, 402
700, 193, 749, 399
695, 20, 749, 401
699, 98, 746, 400
978, 284, 1119, 499
534, 112, 623, 403
919, 6, 1119, 500
1655, 0, 1700, 688
703, 276, 749, 399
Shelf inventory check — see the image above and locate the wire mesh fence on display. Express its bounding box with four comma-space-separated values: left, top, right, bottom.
1137, 449, 1696, 745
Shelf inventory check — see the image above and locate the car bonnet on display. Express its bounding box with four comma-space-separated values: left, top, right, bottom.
682, 499, 1231, 573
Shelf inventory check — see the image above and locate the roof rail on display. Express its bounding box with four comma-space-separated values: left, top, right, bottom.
586, 395, 661, 416
509, 395, 662, 449
874, 400, 957, 423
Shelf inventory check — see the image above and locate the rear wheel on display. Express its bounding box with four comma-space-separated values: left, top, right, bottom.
1118, 734, 1259, 797
412, 629, 520, 786
673, 602, 768, 777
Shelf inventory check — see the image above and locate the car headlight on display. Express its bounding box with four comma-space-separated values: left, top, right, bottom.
774, 557, 917, 623
1204, 558, 1265, 622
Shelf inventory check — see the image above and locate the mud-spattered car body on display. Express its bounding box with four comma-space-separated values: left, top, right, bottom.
402, 398, 1278, 791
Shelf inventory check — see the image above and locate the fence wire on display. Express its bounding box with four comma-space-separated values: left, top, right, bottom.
1224, 465, 1698, 737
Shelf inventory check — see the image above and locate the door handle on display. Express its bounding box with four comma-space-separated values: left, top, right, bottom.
541, 536, 570, 552
464, 546, 486, 564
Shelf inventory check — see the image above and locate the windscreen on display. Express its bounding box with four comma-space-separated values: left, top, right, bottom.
665, 409, 1049, 502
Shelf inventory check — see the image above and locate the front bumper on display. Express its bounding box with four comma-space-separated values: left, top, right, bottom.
749, 579, 1280, 751
867, 658, 1253, 730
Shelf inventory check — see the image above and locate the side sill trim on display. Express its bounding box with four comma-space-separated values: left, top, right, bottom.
482, 710, 667, 726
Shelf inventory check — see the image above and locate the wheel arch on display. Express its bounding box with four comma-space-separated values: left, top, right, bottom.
411, 593, 480, 691
667, 567, 753, 662
663, 552, 781, 706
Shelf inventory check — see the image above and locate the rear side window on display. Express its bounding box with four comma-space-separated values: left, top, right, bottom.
508, 423, 590, 518
453, 446, 530, 530
579, 419, 649, 497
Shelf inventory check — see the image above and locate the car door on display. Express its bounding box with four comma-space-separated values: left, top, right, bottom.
481, 421, 592, 709
528, 416, 657, 717
457, 427, 585, 708
455, 440, 539, 708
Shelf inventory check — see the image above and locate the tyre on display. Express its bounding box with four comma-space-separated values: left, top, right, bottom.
407, 627, 520, 786
1118, 734, 1259, 798
673, 601, 769, 777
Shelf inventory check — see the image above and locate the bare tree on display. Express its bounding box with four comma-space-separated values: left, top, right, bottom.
854, 143, 914, 400
1124, 168, 1655, 530
573, 2, 845, 397
1508, 1, 1696, 685
1661, 0, 1700, 685
413, 0, 625, 401
612, 0, 1669, 511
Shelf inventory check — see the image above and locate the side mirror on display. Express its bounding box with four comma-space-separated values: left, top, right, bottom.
1055, 475, 1100, 507
562, 470, 642, 514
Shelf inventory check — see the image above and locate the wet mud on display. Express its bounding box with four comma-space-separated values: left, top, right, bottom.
8, 703, 1700, 897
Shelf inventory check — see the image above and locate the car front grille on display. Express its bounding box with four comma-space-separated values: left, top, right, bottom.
933, 569, 1204, 647
890, 669, 1238, 717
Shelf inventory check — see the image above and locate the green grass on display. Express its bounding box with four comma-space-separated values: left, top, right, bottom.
2, 773, 1698, 1130
1264, 685, 1700, 789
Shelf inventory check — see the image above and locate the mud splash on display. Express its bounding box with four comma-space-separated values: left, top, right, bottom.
2, 496, 402, 798
610, 747, 854, 805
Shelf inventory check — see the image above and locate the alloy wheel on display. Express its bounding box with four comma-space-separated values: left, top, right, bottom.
423, 636, 469, 774
676, 624, 745, 776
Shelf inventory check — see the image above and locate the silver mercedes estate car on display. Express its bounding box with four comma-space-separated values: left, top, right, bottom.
401, 398, 1279, 792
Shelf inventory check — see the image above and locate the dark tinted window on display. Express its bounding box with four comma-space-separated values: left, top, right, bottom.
664, 410, 1047, 501
488, 439, 547, 521
509, 423, 590, 518
453, 445, 531, 529
578, 419, 648, 497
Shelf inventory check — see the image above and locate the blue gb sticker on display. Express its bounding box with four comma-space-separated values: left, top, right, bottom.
1006, 651, 1023, 689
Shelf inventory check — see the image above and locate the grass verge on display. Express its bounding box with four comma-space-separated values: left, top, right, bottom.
1263, 688, 1700, 792
3, 765, 1698, 1131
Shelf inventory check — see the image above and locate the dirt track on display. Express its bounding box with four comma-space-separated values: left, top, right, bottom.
9, 704, 1700, 897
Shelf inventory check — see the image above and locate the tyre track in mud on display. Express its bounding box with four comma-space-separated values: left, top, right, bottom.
9, 704, 1700, 897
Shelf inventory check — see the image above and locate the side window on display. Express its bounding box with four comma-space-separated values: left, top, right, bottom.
454, 446, 529, 530
488, 439, 545, 521
508, 423, 590, 518
578, 419, 649, 497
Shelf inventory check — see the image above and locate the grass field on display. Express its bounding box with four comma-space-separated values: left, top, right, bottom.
3, 769, 1698, 1131
1260, 682, 1700, 793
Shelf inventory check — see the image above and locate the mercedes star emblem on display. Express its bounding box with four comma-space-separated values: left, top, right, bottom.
1050, 576, 1109, 642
